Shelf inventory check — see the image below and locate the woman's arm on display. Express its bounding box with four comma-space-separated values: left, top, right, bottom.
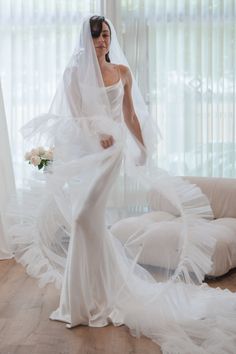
121, 65, 145, 147
99, 65, 145, 150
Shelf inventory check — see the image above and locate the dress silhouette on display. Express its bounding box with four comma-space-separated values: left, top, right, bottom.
6, 16, 236, 354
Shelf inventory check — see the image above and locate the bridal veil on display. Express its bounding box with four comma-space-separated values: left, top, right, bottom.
5, 15, 236, 354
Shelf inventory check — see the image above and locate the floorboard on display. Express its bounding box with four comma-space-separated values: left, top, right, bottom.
1, 259, 236, 354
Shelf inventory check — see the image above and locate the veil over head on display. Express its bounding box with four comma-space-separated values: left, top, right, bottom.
22, 16, 159, 167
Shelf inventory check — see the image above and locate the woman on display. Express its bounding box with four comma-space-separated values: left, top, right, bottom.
90, 17, 145, 151
8, 15, 236, 353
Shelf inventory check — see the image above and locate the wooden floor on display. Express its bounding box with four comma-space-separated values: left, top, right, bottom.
0, 260, 236, 354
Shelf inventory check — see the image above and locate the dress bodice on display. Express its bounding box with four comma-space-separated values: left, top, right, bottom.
105, 79, 124, 122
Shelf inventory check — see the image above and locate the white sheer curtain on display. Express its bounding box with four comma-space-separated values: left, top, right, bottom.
118, 0, 236, 177
0, 0, 101, 257
1, 0, 235, 185
0, 80, 15, 258
0, 0, 100, 187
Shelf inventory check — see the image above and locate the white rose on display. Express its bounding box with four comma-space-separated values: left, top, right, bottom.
38, 146, 45, 156
24, 151, 31, 161
31, 148, 40, 156
30, 155, 41, 166
44, 150, 53, 161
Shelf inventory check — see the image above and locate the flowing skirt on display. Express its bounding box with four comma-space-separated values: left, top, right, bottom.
6, 116, 236, 354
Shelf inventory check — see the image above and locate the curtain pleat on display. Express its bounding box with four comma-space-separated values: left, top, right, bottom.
0, 0, 235, 184
0, 81, 15, 258
0, 0, 100, 187
120, 0, 236, 177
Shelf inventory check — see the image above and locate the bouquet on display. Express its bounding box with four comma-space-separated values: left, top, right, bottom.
24, 146, 54, 170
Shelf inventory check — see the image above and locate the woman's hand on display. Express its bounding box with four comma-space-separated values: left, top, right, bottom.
100, 134, 114, 149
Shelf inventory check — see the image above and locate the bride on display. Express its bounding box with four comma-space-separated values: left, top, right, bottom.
7, 15, 236, 353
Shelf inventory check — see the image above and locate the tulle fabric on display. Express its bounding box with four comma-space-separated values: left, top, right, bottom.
5, 15, 236, 353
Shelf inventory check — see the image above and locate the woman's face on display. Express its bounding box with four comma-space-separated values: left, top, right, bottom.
92, 22, 111, 58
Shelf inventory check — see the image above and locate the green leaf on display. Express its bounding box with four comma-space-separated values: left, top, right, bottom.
38, 161, 44, 170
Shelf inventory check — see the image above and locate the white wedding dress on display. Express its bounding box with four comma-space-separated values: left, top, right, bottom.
6, 17, 236, 354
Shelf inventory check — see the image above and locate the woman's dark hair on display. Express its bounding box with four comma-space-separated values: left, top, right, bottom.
89, 15, 111, 63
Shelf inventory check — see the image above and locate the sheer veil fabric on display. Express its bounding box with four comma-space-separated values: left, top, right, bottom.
6, 16, 236, 353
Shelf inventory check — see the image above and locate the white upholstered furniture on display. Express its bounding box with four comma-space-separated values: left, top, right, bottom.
185, 176, 236, 277
112, 176, 236, 277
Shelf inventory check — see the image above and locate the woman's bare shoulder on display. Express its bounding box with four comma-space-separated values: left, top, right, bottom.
118, 65, 132, 85
118, 64, 130, 75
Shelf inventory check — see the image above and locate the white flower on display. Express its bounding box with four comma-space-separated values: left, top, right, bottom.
24, 151, 32, 161
31, 148, 40, 156
25, 146, 54, 170
30, 155, 41, 166
38, 146, 45, 156
43, 149, 53, 161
